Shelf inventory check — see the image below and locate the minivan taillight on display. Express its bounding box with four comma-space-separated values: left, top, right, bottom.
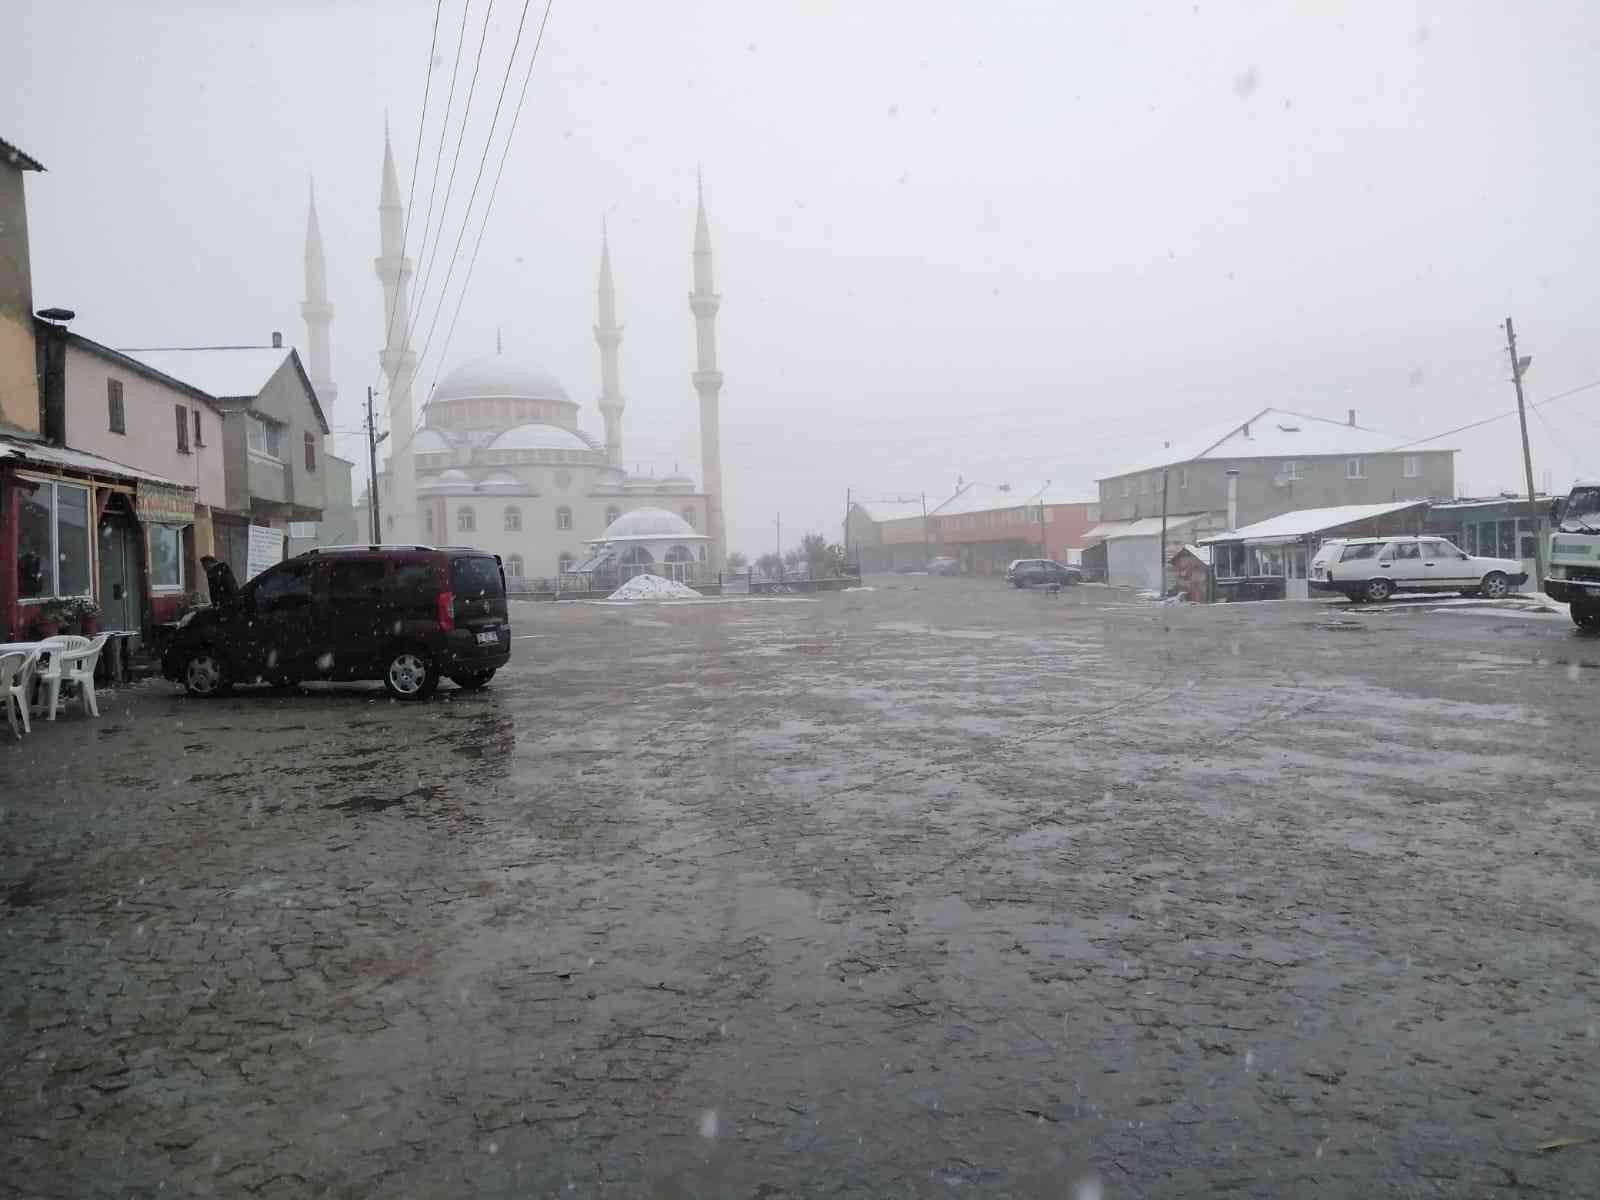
437, 590, 456, 632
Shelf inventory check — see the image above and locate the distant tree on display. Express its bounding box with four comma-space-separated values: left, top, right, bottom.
783, 549, 804, 574
755, 552, 783, 578
726, 550, 748, 570
800, 533, 829, 577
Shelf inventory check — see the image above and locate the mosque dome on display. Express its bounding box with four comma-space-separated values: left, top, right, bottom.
435, 355, 571, 403
488, 423, 594, 453
419, 467, 473, 493
600, 506, 704, 542
477, 470, 526, 494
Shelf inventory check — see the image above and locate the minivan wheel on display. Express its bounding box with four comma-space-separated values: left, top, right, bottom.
1480, 571, 1511, 600
384, 648, 438, 701
1364, 577, 1393, 603
183, 650, 232, 698
450, 669, 496, 690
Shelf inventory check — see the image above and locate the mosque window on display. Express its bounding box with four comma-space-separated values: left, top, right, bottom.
559, 552, 575, 574
556, 506, 573, 531
457, 505, 476, 533
504, 505, 522, 531
605, 506, 621, 526
424, 507, 433, 535
681, 507, 696, 528
507, 554, 524, 578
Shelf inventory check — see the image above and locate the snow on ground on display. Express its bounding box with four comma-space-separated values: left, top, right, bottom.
607, 575, 704, 601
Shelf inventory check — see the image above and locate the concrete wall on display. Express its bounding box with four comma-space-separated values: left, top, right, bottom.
251, 359, 327, 512
0, 162, 38, 433
1098, 451, 1455, 524
63, 343, 226, 509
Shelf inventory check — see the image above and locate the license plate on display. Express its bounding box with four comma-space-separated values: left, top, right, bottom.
476, 629, 500, 645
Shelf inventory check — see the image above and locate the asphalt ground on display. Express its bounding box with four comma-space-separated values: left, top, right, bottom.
2, 577, 1597, 1198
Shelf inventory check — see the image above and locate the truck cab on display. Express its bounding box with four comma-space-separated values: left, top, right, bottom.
1545, 482, 1600, 628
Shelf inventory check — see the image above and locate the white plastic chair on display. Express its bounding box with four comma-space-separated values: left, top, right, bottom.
48, 633, 109, 720
1, 650, 36, 738
33, 635, 85, 722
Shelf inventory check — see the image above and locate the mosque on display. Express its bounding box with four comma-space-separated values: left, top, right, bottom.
299, 129, 728, 583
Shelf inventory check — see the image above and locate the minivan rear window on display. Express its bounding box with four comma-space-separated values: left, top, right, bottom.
452, 556, 504, 599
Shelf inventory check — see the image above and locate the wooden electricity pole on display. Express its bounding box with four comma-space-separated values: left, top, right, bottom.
366, 386, 382, 543
1158, 468, 1170, 596
1504, 317, 1543, 588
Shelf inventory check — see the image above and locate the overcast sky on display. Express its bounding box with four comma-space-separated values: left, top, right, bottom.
13, 0, 1600, 554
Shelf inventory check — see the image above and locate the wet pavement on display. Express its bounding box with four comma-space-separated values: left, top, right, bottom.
2, 578, 1598, 1198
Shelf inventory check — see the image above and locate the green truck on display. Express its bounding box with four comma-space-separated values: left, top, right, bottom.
1546, 481, 1600, 629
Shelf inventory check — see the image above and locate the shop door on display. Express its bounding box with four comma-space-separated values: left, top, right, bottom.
1285, 546, 1309, 600
98, 514, 142, 632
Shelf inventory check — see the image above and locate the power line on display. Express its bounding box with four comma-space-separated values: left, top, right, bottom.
372, 0, 445, 398
405, 0, 537, 396
389, 0, 555, 467
1381, 377, 1600, 451
399, 0, 497, 379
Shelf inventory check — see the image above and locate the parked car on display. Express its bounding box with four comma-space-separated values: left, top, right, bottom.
1310, 536, 1528, 603
1005, 558, 1083, 588
927, 556, 963, 576
162, 545, 511, 700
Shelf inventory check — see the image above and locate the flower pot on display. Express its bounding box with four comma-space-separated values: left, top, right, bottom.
29, 619, 60, 640
80, 613, 100, 635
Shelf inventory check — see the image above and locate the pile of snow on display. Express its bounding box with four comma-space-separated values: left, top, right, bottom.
607, 574, 703, 601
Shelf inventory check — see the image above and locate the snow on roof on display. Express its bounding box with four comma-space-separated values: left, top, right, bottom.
1099, 407, 1448, 480
854, 499, 925, 523
931, 483, 1037, 517
487, 422, 593, 453
1430, 493, 1558, 510
1026, 482, 1098, 507
0, 436, 192, 487
1199, 500, 1428, 544
118, 346, 293, 400
1174, 543, 1212, 565
596, 506, 707, 542
1083, 513, 1207, 540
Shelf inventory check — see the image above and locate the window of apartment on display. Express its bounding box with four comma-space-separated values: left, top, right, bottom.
304, 432, 317, 472
175, 404, 190, 453
193, 408, 204, 446
1281, 460, 1300, 481
1403, 455, 1420, 478
1121, 479, 1131, 497
556, 506, 573, 531
107, 380, 126, 434
504, 505, 522, 531
16, 477, 92, 599
149, 525, 184, 591
1346, 457, 1366, 480
457, 505, 476, 532
1179, 467, 1189, 490
248, 414, 283, 459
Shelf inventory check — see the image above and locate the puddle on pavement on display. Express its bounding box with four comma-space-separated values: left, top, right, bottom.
325, 784, 441, 814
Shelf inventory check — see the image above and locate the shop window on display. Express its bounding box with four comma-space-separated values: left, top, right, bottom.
149, 525, 184, 591
1213, 543, 1246, 580
16, 478, 91, 599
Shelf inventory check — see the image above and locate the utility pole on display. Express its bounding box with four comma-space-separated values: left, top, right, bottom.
1159, 468, 1170, 596
366, 386, 381, 543
776, 512, 782, 580
1504, 317, 1543, 588
921, 491, 930, 566
844, 487, 851, 568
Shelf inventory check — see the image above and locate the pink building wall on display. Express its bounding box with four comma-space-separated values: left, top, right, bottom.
63, 343, 226, 509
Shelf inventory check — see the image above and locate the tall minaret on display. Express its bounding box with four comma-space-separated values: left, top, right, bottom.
689, 174, 727, 568
301, 180, 338, 455
374, 124, 417, 540
594, 220, 624, 467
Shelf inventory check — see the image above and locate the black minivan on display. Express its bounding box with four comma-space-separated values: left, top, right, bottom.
162, 545, 511, 700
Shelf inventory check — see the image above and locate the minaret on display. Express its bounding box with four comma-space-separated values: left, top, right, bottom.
689, 174, 727, 568
374, 124, 417, 540
301, 180, 338, 454
594, 220, 625, 467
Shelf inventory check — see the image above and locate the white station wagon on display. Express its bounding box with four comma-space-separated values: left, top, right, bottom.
1310, 536, 1528, 603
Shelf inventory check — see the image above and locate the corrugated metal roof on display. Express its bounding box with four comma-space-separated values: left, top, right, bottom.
1, 136, 45, 172
1099, 407, 1452, 480
1199, 500, 1428, 544
118, 347, 293, 400
1084, 513, 1207, 540
1175, 543, 1212, 565
0, 436, 192, 487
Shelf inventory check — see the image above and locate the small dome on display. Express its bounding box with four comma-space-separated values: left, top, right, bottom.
419, 468, 473, 493
488, 423, 594, 453
434, 355, 571, 403
412, 427, 451, 453
477, 470, 526, 493
601, 506, 701, 541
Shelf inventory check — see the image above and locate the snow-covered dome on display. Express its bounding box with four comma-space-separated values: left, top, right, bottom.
477, 470, 526, 494
434, 355, 570, 403
488, 423, 594, 453
420, 467, 472, 493
658, 470, 696, 493
600, 506, 704, 542
412, 427, 451, 453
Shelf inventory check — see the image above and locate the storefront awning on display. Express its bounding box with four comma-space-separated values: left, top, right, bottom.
136, 479, 197, 526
